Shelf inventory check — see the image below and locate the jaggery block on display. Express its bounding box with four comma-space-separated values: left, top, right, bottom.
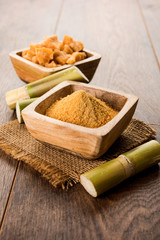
63, 44, 73, 54
42, 35, 61, 50
30, 43, 42, 54
22, 49, 28, 57
35, 47, 54, 66
54, 49, 71, 65
22, 49, 35, 61
22, 35, 86, 67
62, 35, 74, 45
32, 56, 39, 64
66, 52, 86, 64
45, 60, 57, 68
70, 41, 84, 52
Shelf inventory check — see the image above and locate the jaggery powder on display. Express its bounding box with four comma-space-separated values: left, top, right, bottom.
45, 90, 119, 128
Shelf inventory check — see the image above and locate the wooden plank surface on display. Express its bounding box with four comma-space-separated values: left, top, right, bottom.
0, 0, 160, 239
56, 0, 160, 124
1, 162, 160, 240
0, 0, 63, 233
139, 0, 160, 67
0, 153, 18, 225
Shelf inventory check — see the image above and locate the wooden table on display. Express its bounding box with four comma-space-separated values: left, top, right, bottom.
0, 0, 160, 239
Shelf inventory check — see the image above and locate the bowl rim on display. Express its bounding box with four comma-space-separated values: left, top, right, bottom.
9, 48, 101, 73
22, 81, 139, 136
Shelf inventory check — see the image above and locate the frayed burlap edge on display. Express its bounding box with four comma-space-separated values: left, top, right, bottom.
0, 119, 157, 189
0, 137, 76, 189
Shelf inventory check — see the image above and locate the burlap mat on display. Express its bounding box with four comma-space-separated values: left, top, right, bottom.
0, 119, 156, 189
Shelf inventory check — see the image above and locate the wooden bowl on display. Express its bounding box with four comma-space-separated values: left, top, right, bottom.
9, 49, 101, 83
22, 81, 139, 159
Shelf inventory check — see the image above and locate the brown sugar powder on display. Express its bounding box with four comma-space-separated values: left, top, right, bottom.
45, 90, 119, 128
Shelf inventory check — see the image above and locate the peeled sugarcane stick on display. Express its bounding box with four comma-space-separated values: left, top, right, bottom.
6, 66, 89, 110
80, 140, 160, 197
16, 98, 38, 123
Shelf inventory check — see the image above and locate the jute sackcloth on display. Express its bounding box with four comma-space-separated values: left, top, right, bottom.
0, 119, 156, 189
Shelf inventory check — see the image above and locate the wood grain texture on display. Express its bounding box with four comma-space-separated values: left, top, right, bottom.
10, 49, 101, 82
0, 49, 18, 232
0, 0, 160, 239
1, 162, 160, 240
56, 0, 160, 124
139, 0, 160, 67
0, 0, 63, 234
0, 152, 17, 225
22, 81, 138, 159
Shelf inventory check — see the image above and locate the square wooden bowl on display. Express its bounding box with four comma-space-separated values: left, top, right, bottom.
9, 49, 101, 83
22, 81, 138, 159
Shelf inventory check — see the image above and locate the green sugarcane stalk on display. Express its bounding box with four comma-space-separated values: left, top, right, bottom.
16, 98, 38, 123
80, 140, 160, 197
6, 66, 89, 109
6, 86, 30, 110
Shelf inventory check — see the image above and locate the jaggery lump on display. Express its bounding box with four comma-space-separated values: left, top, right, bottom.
42, 35, 61, 50
22, 35, 86, 69
66, 52, 86, 64
35, 47, 54, 66
45, 90, 119, 128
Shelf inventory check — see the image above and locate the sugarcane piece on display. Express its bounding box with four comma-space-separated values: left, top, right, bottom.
80, 140, 160, 197
16, 98, 38, 123
26, 66, 88, 98
6, 66, 89, 109
6, 86, 30, 110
